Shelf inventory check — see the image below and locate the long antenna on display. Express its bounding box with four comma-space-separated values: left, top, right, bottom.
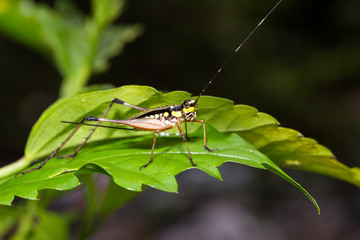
195, 0, 282, 103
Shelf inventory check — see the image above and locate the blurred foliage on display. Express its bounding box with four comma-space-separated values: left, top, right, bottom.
0, 0, 143, 97
0, 0, 359, 239
0, 179, 136, 239
0, 198, 72, 239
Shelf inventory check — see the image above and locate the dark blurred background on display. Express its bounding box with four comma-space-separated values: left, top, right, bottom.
1, 0, 360, 239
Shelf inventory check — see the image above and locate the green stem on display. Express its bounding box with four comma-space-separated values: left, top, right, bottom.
0, 156, 30, 178
60, 65, 92, 98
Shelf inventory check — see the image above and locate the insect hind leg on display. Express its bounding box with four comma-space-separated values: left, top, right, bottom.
57, 98, 143, 159
17, 118, 87, 175
114, 98, 148, 112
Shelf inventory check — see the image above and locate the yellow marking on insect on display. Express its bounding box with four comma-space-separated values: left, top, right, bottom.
171, 111, 182, 117
183, 107, 195, 114
164, 112, 169, 117
155, 114, 160, 119
150, 115, 155, 118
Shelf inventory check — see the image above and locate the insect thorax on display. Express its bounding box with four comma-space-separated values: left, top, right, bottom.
132, 99, 197, 124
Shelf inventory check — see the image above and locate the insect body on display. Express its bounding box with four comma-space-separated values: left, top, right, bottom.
19, 0, 282, 175
81, 98, 214, 170
20, 97, 213, 174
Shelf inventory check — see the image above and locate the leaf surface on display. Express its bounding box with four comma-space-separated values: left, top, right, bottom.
1, 85, 357, 211
1, 125, 319, 213
22, 85, 359, 187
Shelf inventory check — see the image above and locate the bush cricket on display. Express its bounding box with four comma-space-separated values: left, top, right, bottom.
20, 0, 282, 175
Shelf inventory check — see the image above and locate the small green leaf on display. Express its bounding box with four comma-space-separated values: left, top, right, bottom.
92, 0, 125, 29
92, 24, 144, 74
0, 173, 79, 206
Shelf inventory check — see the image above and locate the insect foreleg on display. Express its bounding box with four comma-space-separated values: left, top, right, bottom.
191, 119, 218, 152
176, 122, 197, 167
184, 122, 189, 140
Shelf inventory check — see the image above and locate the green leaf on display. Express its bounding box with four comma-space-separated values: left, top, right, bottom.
0, 173, 79, 206
197, 97, 360, 186
0, 0, 48, 53
0, 124, 319, 213
0, 86, 324, 213
18, 85, 360, 188
92, 0, 125, 29
0, 85, 357, 210
92, 24, 144, 74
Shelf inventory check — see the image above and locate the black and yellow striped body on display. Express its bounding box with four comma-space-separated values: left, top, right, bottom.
130, 99, 197, 127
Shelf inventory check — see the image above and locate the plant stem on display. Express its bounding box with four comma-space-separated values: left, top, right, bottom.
0, 156, 30, 178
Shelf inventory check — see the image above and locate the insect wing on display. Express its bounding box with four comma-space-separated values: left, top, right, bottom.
116, 118, 170, 131
131, 105, 172, 119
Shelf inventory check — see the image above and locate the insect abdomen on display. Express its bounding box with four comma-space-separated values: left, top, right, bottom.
116, 119, 168, 131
